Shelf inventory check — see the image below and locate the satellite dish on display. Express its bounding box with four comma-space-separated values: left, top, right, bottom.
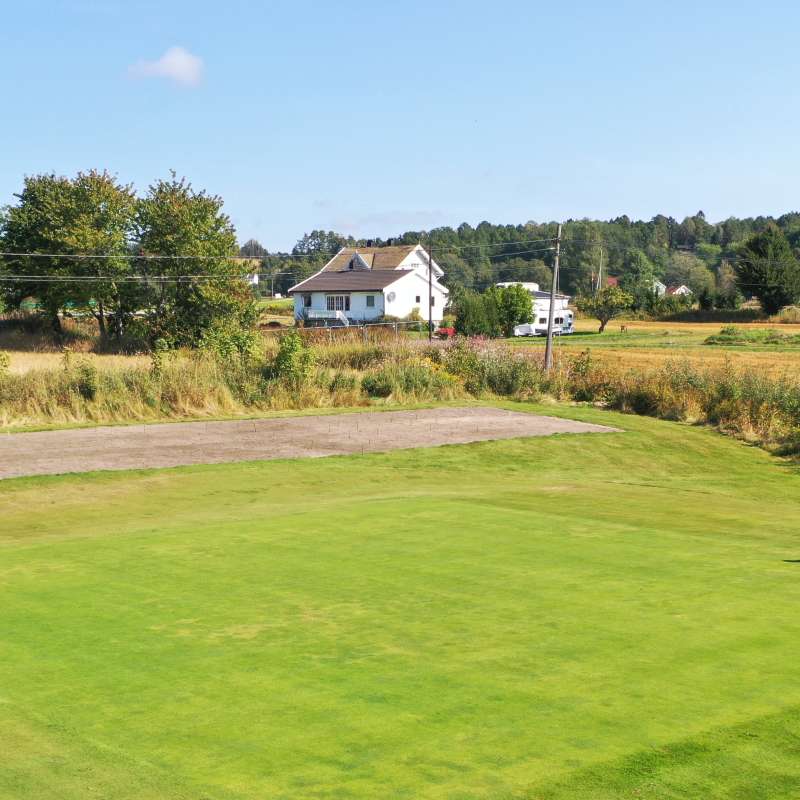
387, 291, 396, 302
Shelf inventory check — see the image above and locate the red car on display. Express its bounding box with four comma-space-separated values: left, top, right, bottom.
436, 326, 456, 339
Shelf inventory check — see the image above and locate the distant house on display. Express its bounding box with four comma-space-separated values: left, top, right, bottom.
652, 279, 667, 297
288, 245, 448, 324
667, 284, 693, 296
605, 276, 620, 288
495, 282, 574, 335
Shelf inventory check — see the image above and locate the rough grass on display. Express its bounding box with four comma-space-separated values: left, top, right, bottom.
705, 325, 800, 346
2, 405, 800, 798
2, 337, 799, 456
509, 319, 800, 374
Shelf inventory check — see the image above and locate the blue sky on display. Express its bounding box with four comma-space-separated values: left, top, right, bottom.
1, 0, 798, 250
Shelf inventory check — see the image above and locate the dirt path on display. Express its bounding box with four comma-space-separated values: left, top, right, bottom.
0, 407, 618, 480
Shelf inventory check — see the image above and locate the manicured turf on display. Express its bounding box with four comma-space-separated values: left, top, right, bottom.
2, 404, 800, 799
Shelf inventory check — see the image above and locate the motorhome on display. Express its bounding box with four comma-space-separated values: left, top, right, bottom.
494, 282, 574, 336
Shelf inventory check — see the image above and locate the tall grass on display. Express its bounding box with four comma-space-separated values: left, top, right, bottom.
771, 305, 800, 324
1, 335, 798, 455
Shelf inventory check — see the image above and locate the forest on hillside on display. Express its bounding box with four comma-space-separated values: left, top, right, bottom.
250, 212, 800, 305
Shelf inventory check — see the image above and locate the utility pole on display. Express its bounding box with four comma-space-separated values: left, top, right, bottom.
544, 223, 562, 372
596, 245, 603, 294
428, 244, 433, 342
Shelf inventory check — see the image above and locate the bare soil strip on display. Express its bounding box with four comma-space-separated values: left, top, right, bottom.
0, 407, 618, 480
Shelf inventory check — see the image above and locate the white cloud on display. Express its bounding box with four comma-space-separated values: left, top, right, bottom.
128, 46, 204, 87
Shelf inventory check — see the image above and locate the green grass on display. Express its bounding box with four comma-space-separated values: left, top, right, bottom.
508, 325, 800, 354
3, 404, 800, 799
704, 325, 800, 347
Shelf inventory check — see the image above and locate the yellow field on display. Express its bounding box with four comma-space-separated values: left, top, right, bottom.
6, 352, 149, 375
5, 319, 800, 377
534, 319, 800, 375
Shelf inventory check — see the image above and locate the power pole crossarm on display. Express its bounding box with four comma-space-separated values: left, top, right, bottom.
544, 223, 562, 372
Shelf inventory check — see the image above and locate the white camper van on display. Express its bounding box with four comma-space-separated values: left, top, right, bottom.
495, 282, 574, 337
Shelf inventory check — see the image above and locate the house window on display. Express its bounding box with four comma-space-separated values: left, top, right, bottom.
303, 294, 312, 308
326, 295, 350, 312
366, 295, 375, 307
415, 295, 421, 304
539, 317, 547, 324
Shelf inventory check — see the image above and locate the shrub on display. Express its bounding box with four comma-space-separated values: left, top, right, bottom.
200, 320, 262, 363
361, 370, 394, 398
361, 360, 457, 400
772, 305, 800, 324
271, 331, 315, 387
150, 338, 170, 377
440, 337, 542, 398
329, 371, 358, 393
73, 359, 99, 401
441, 338, 486, 393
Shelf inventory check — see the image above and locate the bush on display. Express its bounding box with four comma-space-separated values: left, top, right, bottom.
441, 337, 543, 398
73, 359, 99, 401
772, 305, 800, 324
271, 331, 315, 387
361, 360, 457, 400
329, 371, 358, 393
361, 370, 394, 398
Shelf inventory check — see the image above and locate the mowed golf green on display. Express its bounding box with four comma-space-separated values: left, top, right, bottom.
2, 404, 800, 799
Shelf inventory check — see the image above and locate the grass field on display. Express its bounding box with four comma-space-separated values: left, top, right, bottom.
3, 404, 800, 798
510, 319, 800, 373
5, 316, 800, 377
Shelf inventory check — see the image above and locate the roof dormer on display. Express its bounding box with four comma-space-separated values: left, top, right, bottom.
347, 252, 372, 271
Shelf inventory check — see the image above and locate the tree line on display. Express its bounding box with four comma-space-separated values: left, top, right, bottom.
3, 169, 800, 351
266, 212, 800, 315
0, 171, 255, 349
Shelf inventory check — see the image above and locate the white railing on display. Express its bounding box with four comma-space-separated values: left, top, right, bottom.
305, 309, 350, 326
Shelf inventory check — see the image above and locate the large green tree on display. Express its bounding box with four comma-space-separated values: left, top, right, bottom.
578, 286, 634, 333
1, 174, 82, 334
734, 225, 800, 314
135, 174, 256, 347
0, 171, 138, 340
490, 284, 534, 337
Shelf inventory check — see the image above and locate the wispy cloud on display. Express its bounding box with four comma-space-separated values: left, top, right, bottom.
128, 46, 204, 87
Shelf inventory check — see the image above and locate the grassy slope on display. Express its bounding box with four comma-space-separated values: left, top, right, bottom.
2, 405, 800, 799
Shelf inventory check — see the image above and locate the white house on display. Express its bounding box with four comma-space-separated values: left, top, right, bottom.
667, 284, 693, 297
288, 245, 448, 324
652, 279, 667, 297
495, 282, 574, 336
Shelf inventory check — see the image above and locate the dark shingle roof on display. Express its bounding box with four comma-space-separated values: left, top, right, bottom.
289, 270, 411, 293
322, 245, 418, 272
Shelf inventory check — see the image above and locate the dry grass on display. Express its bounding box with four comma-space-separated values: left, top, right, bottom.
584, 347, 800, 375
1, 321, 799, 457
6, 351, 149, 375
524, 318, 800, 376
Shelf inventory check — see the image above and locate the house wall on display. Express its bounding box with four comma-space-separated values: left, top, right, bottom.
293, 291, 386, 321
383, 272, 447, 323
